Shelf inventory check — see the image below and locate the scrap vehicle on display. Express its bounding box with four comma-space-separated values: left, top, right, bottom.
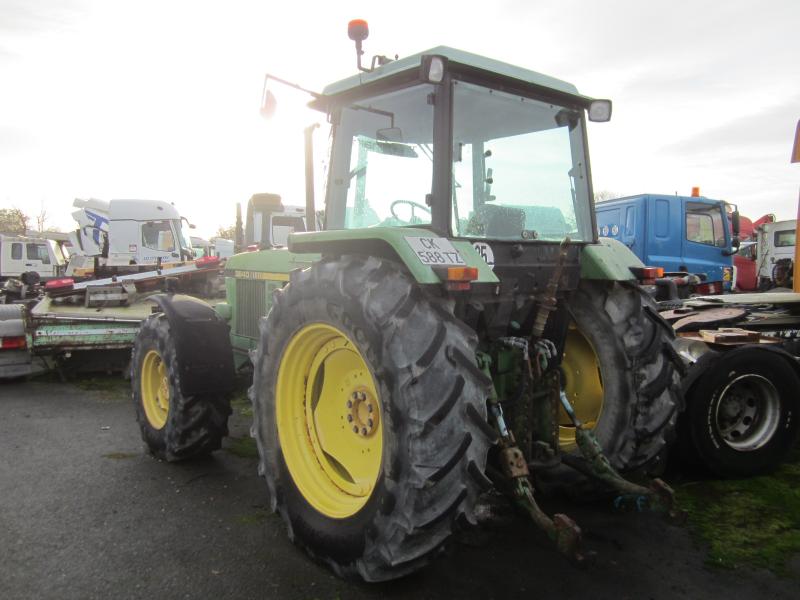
0, 194, 292, 379
0, 234, 67, 282
67, 198, 197, 278
242, 192, 309, 249
732, 212, 774, 291
657, 122, 800, 477
595, 192, 739, 297
754, 218, 796, 289
131, 22, 688, 581
0, 259, 224, 379
0, 234, 69, 306
192, 237, 235, 259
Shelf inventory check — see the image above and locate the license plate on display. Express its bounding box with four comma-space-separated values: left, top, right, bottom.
404, 237, 465, 266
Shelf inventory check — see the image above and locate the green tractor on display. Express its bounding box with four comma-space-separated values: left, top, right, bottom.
131, 22, 682, 581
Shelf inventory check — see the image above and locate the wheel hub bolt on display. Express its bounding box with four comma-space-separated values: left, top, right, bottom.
345, 388, 379, 437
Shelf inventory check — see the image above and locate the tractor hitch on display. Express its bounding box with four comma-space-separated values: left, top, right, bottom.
480, 351, 590, 565
510, 467, 592, 565
559, 391, 684, 521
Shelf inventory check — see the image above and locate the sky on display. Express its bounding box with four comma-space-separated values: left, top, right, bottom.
1, 0, 798, 238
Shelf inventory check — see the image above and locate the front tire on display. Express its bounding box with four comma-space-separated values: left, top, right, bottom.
131, 314, 231, 461
251, 256, 494, 581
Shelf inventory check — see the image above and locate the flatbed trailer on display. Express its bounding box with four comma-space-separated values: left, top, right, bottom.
0, 260, 222, 379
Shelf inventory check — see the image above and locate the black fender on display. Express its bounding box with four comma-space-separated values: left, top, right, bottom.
149, 294, 235, 397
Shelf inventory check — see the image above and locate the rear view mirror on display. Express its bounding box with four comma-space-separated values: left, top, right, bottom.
376, 127, 403, 142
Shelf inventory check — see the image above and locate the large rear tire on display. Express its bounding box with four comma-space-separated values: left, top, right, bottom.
250, 256, 494, 581
558, 280, 683, 479
131, 314, 231, 461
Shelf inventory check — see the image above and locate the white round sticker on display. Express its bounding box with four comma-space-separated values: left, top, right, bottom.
601, 225, 609, 236
472, 242, 495, 269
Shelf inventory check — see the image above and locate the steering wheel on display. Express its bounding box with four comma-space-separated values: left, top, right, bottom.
390, 200, 431, 224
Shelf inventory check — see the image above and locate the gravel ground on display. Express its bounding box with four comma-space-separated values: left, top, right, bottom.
1, 378, 797, 600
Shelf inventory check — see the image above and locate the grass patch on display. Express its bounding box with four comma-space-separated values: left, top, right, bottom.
230, 386, 253, 417
226, 435, 259, 459
74, 374, 128, 393
677, 450, 800, 576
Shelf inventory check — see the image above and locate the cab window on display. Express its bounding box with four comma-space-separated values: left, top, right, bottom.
27, 243, 51, 264
11, 243, 22, 260
686, 202, 725, 247
271, 215, 306, 246
774, 230, 795, 247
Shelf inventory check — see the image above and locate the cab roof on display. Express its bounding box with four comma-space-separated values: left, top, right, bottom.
321, 46, 593, 105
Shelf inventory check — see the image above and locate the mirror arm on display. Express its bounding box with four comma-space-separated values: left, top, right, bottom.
263, 73, 323, 101
722, 237, 741, 256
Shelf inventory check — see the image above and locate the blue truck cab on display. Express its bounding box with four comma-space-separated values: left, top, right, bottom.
595, 194, 735, 292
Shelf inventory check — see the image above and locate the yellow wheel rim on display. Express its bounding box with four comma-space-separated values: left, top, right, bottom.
559, 325, 604, 450
141, 349, 170, 429
276, 323, 383, 519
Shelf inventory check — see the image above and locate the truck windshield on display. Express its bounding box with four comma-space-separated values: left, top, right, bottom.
451, 81, 592, 241
178, 221, 193, 255
325, 84, 435, 230
142, 220, 178, 252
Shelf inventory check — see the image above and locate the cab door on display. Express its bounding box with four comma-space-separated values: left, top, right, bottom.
24, 242, 56, 277
2, 241, 26, 277
682, 201, 730, 282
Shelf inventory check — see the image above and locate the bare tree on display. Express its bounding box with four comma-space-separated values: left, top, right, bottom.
593, 190, 619, 203
35, 205, 48, 232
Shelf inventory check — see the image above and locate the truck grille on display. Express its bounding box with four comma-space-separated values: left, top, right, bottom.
236, 279, 267, 339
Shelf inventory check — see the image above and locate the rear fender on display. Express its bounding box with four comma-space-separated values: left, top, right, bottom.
288, 228, 498, 284
150, 294, 235, 396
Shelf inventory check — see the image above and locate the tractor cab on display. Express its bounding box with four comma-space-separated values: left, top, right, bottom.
313, 47, 607, 247
279, 42, 619, 299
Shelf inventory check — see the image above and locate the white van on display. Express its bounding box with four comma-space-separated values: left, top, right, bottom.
0, 235, 67, 281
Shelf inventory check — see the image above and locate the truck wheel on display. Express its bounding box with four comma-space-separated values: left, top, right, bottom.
559, 280, 682, 477
681, 347, 800, 477
250, 256, 494, 581
131, 314, 231, 461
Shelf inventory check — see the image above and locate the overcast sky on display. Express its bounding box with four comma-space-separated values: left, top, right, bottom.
1, 0, 798, 237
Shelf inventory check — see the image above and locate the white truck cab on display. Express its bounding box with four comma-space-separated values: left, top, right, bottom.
0, 235, 66, 281
245, 193, 308, 248
68, 198, 195, 275
756, 219, 796, 288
